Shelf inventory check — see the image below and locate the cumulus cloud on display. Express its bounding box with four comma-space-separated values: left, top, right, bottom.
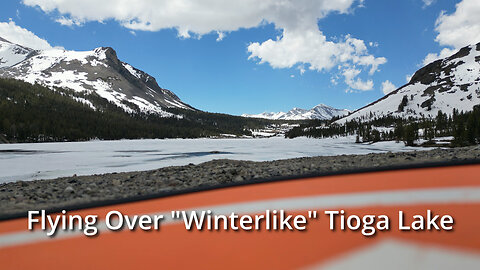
381, 80, 396, 95
424, 0, 480, 65
22, 0, 358, 36
434, 0, 480, 49
0, 20, 52, 50
23, 0, 385, 90
342, 68, 374, 91
423, 47, 455, 65
298, 65, 306, 75
248, 32, 385, 75
246, 23, 385, 92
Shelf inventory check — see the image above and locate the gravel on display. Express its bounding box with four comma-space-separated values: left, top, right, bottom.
1, 145, 480, 217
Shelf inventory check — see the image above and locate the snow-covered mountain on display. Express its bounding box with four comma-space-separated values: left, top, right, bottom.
336, 42, 480, 124
0, 37, 34, 68
242, 104, 350, 120
0, 37, 193, 116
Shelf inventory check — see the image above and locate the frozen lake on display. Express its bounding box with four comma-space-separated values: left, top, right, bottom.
0, 136, 422, 183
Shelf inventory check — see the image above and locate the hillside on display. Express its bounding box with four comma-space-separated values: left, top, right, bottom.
0, 37, 192, 117
336, 42, 480, 124
0, 78, 273, 143
286, 42, 480, 146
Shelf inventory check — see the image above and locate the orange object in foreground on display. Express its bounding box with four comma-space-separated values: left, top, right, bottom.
1, 164, 480, 269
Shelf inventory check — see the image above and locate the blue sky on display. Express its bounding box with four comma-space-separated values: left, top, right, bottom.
0, 0, 474, 115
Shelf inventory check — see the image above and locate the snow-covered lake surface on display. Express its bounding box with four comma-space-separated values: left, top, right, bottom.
0, 136, 424, 183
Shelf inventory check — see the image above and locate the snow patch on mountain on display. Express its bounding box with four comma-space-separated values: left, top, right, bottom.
122, 62, 142, 79
242, 104, 350, 120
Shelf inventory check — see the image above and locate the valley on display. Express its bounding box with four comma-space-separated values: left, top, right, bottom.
1, 36, 479, 148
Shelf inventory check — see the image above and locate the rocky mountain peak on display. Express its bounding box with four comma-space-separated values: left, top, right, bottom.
0, 41, 194, 116
409, 43, 479, 86
94, 46, 120, 66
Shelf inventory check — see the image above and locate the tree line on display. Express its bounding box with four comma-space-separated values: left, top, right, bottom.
286, 107, 480, 147
0, 78, 275, 143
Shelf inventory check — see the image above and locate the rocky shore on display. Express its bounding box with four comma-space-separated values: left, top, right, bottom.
1, 145, 480, 217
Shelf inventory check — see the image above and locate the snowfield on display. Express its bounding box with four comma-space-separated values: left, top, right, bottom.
0, 137, 427, 183
0, 38, 32, 68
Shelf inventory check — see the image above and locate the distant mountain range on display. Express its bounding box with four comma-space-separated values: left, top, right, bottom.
242, 104, 351, 120
0, 36, 193, 117
336, 42, 480, 124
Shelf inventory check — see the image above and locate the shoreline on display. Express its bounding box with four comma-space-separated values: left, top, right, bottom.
0, 136, 423, 183
1, 145, 479, 217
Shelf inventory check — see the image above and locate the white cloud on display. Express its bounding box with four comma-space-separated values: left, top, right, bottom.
55, 16, 83, 27
216, 31, 226, 42
22, 0, 358, 36
298, 65, 306, 75
248, 29, 337, 71
422, 0, 436, 8
424, 0, 480, 65
381, 80, 396, 95
423, 47, 455, 65
247, 31, 385, 88
434, 0, 480, 49
23, 0, 385, 91
406, 74, 413, 83
0, 20, 52, 50
342, 68, 374, 91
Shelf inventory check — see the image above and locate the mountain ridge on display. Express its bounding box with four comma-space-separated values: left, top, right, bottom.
0, 37, 193, 116
242, 104, 350, 120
